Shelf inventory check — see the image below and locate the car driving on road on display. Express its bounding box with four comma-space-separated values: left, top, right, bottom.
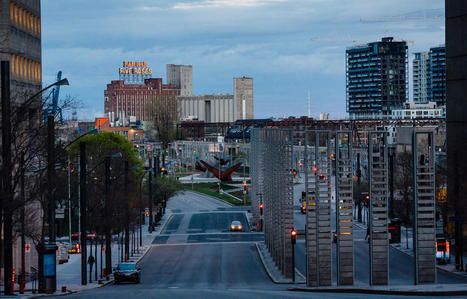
114, 262, 141, 284
230, 220, 243, 232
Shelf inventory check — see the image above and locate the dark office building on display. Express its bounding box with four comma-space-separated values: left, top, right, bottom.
429, 46, 446, 105
346, 37, 408, 120
446, 0, 467, 267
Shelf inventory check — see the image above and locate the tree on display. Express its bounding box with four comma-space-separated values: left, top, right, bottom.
393, 150, 414, 248
146, 94, 179, 150
68, 132, 143, 267
152, 176, 183, 220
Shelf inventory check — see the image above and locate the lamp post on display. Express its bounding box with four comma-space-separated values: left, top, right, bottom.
1, 61, 69, 295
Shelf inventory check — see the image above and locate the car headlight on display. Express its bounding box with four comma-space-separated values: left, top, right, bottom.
231, 226, 235, 229
238, 226, 242, 230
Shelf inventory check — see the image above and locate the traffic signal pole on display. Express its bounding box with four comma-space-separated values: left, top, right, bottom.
291, 228, 297, 283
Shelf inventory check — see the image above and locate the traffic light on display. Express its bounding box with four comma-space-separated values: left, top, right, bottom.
298, 161, 302, 168
313, 166, 318, 176
161, 167, 167, 175
293, 169, 297, 177
259, 203, 263, 216
319, 174, 326, 181
242, 181, 247, 190
145, 210, 149, 217
291, 229, 297, 244
330, 153, 335, 160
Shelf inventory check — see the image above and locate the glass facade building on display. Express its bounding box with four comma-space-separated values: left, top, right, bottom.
429, 46, 446, 106
346, 37, 408, 120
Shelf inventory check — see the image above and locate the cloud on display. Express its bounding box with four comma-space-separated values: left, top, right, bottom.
41, 0, 445, 120
173, 0, 287, 9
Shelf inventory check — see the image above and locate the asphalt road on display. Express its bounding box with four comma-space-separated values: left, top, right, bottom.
62, 190, 466, 298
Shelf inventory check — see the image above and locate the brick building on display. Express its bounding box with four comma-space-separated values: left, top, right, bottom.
104, 78, 179, 122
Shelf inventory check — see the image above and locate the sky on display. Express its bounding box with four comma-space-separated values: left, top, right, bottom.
41, 0, 445, 120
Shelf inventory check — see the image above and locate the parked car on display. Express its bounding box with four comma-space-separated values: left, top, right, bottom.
114, 263, 141, 284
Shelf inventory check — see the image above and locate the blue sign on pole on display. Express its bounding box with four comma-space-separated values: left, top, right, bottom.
43, 254, 56, 276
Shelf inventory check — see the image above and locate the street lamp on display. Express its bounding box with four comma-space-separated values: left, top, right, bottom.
13, 77, 69, 119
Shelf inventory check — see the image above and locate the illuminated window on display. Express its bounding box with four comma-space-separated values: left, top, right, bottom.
10, 2, 14, 23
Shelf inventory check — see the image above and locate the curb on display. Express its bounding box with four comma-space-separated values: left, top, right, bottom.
255, 242, 282, 284
288, 286, 467, 296
255, 242, 304, 284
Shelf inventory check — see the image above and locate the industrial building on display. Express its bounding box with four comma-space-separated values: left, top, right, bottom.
179, 77, 254, 123
346, 37, 408, 120
234, 77, 254, 120
167, 64, 193, 96
104, 78, 179, 122
178, 94, 235, 123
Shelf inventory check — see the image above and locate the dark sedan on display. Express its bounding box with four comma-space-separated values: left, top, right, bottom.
114, 263, 141, 284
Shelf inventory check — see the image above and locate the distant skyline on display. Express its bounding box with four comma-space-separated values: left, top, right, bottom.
41, 0, 445, 120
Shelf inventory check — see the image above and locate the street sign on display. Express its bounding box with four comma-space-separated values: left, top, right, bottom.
56, 208, 65, 219
25, 243, 31, 253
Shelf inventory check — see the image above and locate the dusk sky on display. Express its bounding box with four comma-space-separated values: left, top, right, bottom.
41, 0, 445, 120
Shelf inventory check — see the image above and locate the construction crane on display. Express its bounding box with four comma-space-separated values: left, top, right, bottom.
310, 38, 414, 46
43, 71, 63, 123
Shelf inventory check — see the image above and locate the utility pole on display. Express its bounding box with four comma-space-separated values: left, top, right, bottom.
1, 60, 14, 295
148, 157, 153, 232
80, 143, 87, 285
48, 114, 56, 243
124, 160, 129, 261
105, 156, 112, 278
68, 155, 72, 243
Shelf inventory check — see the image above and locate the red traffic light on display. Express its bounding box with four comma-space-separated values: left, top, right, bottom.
365, 195, 370, 200
259, 203, 263, 209
291, 229, 297, 244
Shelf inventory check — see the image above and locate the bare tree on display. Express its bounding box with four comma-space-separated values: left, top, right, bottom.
146, 94, 179, 150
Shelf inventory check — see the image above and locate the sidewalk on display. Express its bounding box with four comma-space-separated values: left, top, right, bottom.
7, 212, 172, 298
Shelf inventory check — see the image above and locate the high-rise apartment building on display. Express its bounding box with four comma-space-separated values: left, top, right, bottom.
346, 37, 408, 120
413, 46, 446, 105
413, 52, 430, 103
429, 46, 446, 106
104, 78, 179, 122
233, 77, 254, 120
0, 0, 42, 108
166, 64, 193, 96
